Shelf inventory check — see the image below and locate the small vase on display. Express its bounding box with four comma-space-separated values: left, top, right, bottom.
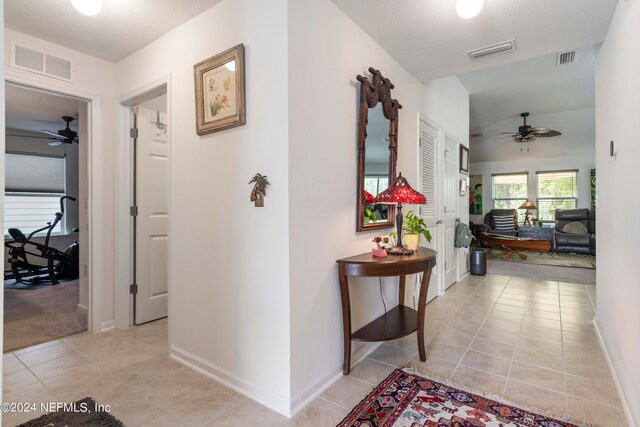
405, 234, 420, 251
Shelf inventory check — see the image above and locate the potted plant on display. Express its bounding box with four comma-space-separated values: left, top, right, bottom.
403, 210, 432, 250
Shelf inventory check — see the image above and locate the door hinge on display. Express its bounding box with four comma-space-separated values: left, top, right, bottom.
130, 283, 138, 294
130, 127, 139, 139
130, 206, 138, 216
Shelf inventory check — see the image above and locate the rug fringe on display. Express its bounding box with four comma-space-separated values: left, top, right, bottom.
402, 366, 598, 427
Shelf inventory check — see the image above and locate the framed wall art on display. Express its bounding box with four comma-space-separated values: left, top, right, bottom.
459, 145, 469, 174
194, 44, 246, 135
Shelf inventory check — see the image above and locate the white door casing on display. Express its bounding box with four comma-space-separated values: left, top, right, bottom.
419, 117, 441, 302
443, 133, 458, 289
134, 107, 169, 324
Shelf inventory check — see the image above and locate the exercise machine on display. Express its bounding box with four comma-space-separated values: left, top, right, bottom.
4, 196, 79, 285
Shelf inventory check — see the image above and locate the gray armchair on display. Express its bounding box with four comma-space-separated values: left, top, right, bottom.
476, 209, 519, 237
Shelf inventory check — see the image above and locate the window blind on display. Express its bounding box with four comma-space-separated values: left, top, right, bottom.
536, 170, 578, 220
492, 173, 528, 210
5, 153, 65, 193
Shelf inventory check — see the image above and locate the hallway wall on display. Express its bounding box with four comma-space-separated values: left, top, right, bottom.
595, 0, 640, 425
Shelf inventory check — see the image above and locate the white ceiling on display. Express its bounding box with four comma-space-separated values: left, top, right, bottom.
4, 0, 224, 62
331, 0, 616, 82
5, 84, 81, 135
458, 43, 596, 131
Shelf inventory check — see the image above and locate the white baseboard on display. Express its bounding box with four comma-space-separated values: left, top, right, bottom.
170, 345, 292, 417
77, 303, 88, 313
289, 341, 381, 417
593, 316, 639, 427
170, 342, 381, 419
100, 320, 115, 332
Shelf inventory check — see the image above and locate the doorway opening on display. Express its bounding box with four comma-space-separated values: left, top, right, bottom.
3, 83, 88, 352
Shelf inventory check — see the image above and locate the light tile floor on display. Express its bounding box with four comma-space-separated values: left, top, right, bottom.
2, 274, 628, 426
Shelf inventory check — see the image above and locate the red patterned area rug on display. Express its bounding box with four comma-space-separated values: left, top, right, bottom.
338, 369, 583, 427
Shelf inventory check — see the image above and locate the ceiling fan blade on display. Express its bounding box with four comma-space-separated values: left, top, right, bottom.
529, 127, 550, 133
499, 132, 518, 134
40, 129, 64, 138
47, 139, 65, 147
534, 130, 562, 137
6, 133, 60, 140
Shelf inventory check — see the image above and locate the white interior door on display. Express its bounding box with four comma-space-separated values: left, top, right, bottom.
419, 118, 440, 302
443, 133, 458, 289
134, 107, 168, 324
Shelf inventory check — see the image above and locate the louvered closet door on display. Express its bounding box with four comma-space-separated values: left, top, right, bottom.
419, 118, 440, 303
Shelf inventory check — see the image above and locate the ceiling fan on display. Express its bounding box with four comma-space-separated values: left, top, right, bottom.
40, 116, 79, 146
6, 116, 79, 147
500, 112, 562, 143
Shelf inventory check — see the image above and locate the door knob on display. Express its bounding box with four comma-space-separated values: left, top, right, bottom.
436, 220, 443, 224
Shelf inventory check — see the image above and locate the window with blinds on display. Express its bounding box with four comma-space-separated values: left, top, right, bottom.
492, 173, 528, 210
536, 170, 578, 221
4, 153, 66, 236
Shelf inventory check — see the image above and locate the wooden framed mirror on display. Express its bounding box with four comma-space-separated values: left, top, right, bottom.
356, 67, 402, 231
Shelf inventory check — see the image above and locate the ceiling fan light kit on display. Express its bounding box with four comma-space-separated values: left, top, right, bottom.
456, 0, 484, 19
71, 0, 102, 16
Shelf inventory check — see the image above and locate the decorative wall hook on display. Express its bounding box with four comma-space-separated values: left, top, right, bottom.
249, 173, 270, 207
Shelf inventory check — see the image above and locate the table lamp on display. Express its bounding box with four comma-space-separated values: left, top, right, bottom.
518, 200, 537, 226
374, 173, 427, 255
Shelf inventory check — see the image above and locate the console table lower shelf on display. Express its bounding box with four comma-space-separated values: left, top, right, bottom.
352, 305, 418, 342
337, 248, 438, 375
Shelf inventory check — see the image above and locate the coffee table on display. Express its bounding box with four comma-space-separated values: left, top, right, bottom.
480, 232, 551, 261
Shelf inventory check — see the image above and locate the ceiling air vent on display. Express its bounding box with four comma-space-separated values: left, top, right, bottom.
467, 39, 517, 60
557, 50, 577, 65
10, 41, 75, 82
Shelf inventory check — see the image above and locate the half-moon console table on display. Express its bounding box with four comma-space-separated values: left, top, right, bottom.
336, 248, 438, 375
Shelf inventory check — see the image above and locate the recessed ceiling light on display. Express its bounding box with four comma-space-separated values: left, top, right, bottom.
70, 0, 102, 16
456, 0, 484, 19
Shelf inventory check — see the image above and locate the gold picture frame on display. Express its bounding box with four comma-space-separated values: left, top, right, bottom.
194, 44, 246, 135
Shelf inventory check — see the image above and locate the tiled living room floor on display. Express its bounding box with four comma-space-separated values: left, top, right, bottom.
319, 274, 628, 427
2, 274, 628, 426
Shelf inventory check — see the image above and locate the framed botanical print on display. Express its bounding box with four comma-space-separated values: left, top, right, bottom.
194, 44, 246, 135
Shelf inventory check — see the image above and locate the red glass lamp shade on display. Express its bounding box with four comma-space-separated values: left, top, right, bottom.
374, 173, 426, 205
364, 190, 375, 204
374, 173, 426, 255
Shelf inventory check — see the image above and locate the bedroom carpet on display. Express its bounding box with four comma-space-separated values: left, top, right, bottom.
3, 279, 87, 352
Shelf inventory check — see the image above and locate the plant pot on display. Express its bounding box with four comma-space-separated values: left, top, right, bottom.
405, 234, 420, 251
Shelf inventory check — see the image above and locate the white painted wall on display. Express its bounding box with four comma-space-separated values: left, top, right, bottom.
1, 0, 6, 410
594, 0, 640, 425
116, 0, 292, 415
3, 29, 117, 331
469, 152, 595, 225
422, 77, 470, 278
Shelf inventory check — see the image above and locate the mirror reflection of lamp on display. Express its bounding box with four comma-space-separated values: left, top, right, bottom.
364, 190, 375, 204
374, 173, 427, 255
518, 200, 537, 226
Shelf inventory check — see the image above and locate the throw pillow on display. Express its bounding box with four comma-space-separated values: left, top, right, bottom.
563, 221, 589, 234
493, 215, 515, 232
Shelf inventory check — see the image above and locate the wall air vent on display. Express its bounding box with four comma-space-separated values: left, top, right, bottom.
557, 50, 578, 65
467, 39, 517, 60
10, 41, 75, 82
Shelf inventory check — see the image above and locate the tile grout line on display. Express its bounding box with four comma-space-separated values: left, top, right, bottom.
449, 277, 509, 384
502, 276, 531, 396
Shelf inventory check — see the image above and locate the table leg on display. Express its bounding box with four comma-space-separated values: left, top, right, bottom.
416, 265, 433, 361
398, 275, 406, 306
338, 264, 352, 375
